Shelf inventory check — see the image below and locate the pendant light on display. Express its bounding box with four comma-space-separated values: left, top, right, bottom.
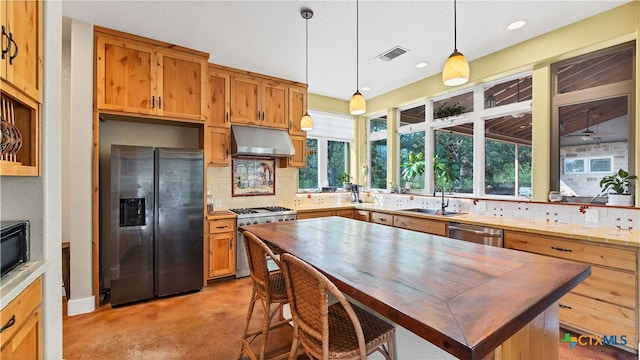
300, 9, 314, 131
349, 0, 366, 115
442, 0, 470, 86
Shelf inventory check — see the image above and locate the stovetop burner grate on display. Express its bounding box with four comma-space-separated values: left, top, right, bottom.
229, 206, 294, 215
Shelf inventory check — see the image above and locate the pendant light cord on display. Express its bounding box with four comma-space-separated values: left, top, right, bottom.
453, 0, 458, 52
356, 0, 359, 90
305, 15, 309, 86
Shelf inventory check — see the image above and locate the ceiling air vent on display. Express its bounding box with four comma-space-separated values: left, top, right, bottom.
376, 46, 410, 62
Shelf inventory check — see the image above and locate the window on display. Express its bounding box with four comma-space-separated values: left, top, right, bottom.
369, 115, 388, 189
552, 42, 635, 197
398, 104, 426, 190
564, 158, 586, 174
298, 138, 318, 189
298, 111, 353, 191
434, 130, 473, 193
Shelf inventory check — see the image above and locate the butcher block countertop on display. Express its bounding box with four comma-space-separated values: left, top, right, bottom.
241, 217, 591, 360
291, 203, 640, 247
205, 210, 236, 220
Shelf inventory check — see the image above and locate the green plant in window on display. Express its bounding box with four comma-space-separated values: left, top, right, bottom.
435, 102, 465, 119
433, 145, 460, 192
600, 168, 637, 194
401, 152, 425, 184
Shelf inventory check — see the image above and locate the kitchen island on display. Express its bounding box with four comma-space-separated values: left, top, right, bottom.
241, 216, 591, 360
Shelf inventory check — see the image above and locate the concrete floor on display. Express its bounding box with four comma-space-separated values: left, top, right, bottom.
63, 277, 636, 360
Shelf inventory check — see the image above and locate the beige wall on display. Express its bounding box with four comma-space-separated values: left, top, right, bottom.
345, 2, 639, 202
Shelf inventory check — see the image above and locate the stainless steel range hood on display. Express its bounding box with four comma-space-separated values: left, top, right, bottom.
231, 125, 295, 157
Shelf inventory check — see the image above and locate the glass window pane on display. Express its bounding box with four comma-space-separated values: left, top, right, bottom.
485, 140, 516, 195
370, 116, 387, 133
434, 130, 473, 193
590, 157, 612, 173
484, 75, 532, 109
559, 96, 629, 197
298, 138, 318, 189
518, 145, 532, 197
400, 132, 425, 190
556, 45, 633, 94
327, 141, 348, 186
433, 92, 473, 120
370, 139, 387, 189
400, 105, 425, 126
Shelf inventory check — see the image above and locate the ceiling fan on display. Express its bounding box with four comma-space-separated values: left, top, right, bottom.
564, 109, 613, 141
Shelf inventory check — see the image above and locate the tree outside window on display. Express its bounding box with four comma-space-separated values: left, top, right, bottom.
434, 131, 472, 193
327, 141, 348, 186
400, 132, 425, 189
370, 139, 387, 189
298, 138, 318, 189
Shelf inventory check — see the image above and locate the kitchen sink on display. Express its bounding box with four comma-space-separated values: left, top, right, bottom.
399, 208, 466, 216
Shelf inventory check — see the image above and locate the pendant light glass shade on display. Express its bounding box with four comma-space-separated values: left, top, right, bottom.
350, 0, 366, 116
301, 9, 314, 131
442, 51, 469, 86
442, 0, 469, 87
349, 90, 366, 115
300, 112, 313, 131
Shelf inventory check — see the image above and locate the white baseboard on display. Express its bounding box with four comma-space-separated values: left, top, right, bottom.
67, 295, 96, 316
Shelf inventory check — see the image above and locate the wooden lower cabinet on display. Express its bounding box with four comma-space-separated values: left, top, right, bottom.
504, 230, 638, 351
355, 210, 370, 222
0, 276, 42, 359
207, 218, 236, 279
393, 215, 448, 237
370, 212, 393, 226
297, 209, 353, 220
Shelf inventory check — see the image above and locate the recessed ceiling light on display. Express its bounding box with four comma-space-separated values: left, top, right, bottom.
361, 86, 371, 91
508, 20, 527, 30
416, 62, 428, 68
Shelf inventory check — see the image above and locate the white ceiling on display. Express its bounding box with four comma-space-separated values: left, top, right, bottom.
62, 0, 630, 100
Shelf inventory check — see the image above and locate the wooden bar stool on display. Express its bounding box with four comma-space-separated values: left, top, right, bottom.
238, 232, 292, 360
280, 253, 395, 360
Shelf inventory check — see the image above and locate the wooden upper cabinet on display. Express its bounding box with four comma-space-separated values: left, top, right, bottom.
206, 126, 230, 167
1, 0, 43, 103
230, 74, 261, 125
288, 85, 307, 136
261, 80, 288, 129
0, 0, 42, 176
206, 67, 230, 127
230, 74, 288, 129
96, 35, 155, 115
156, 50, 207, 120
281, 134, 306, 168
95, 28, 208, 122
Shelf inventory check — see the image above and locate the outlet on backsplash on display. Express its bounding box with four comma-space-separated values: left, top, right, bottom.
585, 208, 598, 223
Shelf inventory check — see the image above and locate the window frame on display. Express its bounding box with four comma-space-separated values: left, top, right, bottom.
368, 113, 388, 190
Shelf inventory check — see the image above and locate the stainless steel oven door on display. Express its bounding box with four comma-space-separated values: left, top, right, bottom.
235, 228, 250, 278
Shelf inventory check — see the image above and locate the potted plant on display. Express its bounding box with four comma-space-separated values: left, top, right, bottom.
600, 168, 637, 206
435, 102, 465, 120
401, 151, 425, 191
338, 172, 352, 190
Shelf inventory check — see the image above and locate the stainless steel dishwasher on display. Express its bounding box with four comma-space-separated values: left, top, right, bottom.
448, 222, 503, 247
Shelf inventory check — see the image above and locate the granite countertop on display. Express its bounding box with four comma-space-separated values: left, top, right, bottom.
287, 202, 640, 247
0, 260, 47, 309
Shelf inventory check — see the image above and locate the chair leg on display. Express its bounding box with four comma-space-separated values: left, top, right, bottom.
287, 323, 300, 360
258, 298, 271, 360
238, 289, 258, 360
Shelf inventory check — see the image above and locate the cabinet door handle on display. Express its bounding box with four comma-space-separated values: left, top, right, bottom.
1, 26, 10, 60
229, 240, 232, 250
216, 225, 228, 229
226, 112, 229, 122
7, 32, 17, 65
551, 246, 572, 253
0, 315, 16, 333
225, 149, 229, 159
559, 304, 572, 310
152, 96, 155, 109
289, 121, 292, 130
158, 97, 162, 109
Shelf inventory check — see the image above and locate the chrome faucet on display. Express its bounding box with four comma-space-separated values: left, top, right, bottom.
433, 185, 449, 214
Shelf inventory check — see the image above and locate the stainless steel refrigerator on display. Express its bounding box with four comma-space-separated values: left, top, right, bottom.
109, 145, 203, 306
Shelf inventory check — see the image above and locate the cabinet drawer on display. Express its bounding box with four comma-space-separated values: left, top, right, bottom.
208, 218, 235, 234
297, 210, 336, 219
0, 277, 41, 346
370, 212, 393, 226
504, 231, 636, 271
571, 266, 635, 309
355, 210, 370, 222
393, 215, 448, 236
336, 209, 354, 219
560, 292, 636, 347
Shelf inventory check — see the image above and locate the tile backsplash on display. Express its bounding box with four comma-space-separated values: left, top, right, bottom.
207, 166, 297, 209
291, 191, 640, 230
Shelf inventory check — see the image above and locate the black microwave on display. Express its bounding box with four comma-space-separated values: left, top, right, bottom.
1, 220, 29, 278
